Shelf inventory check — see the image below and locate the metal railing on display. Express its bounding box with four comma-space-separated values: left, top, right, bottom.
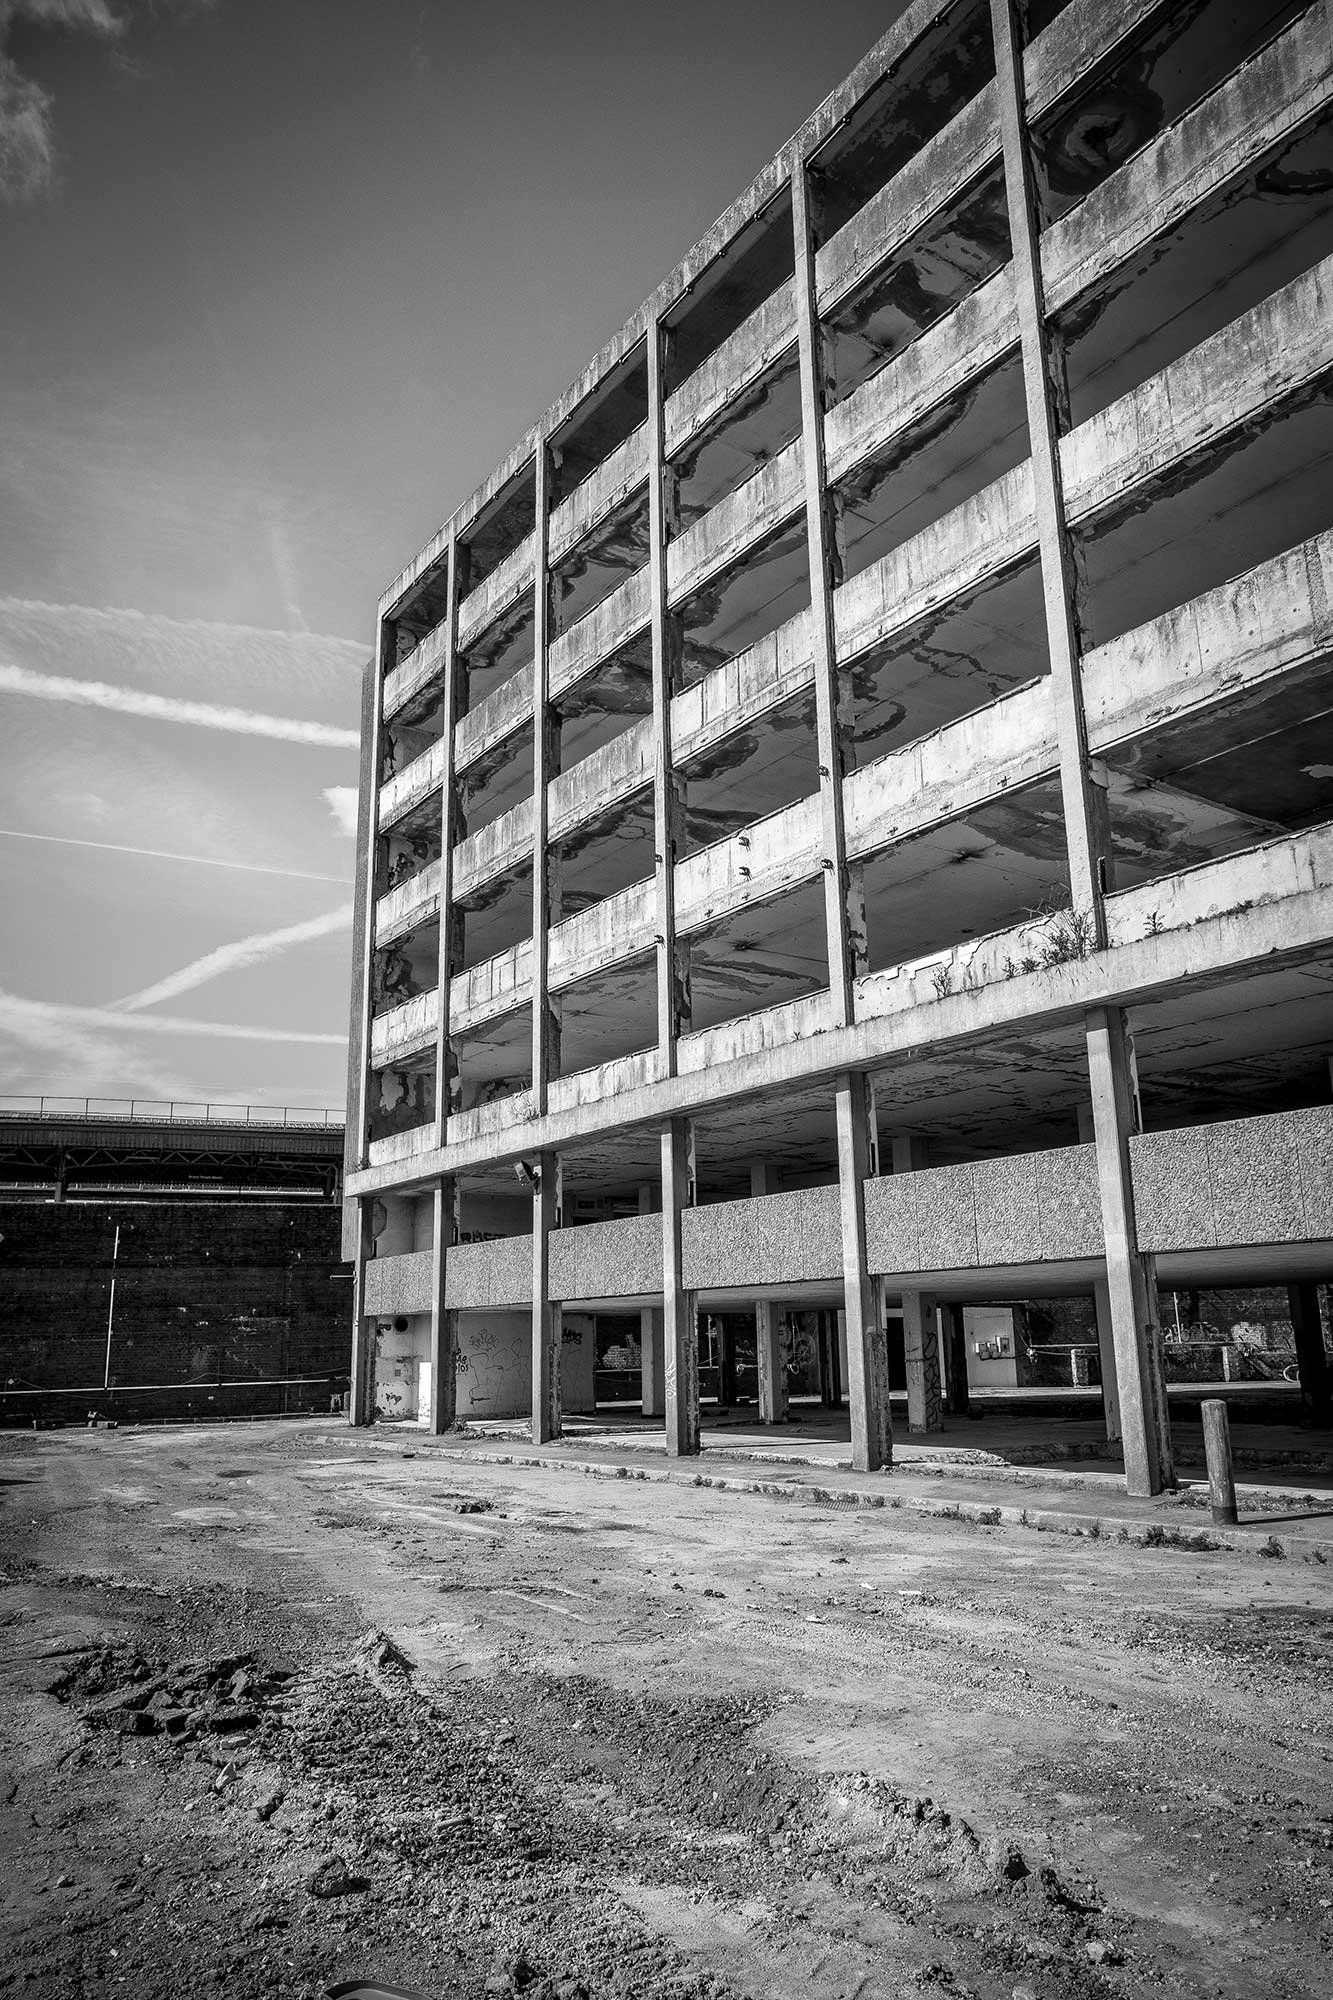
0, 1095, 344, 1130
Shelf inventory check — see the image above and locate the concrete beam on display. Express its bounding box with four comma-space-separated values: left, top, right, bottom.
665, 437, 804, 608
664, 282, 796, 461
1043, 4, 1333, 317
348, 824, 1332, 1186
548, 424, 649, 568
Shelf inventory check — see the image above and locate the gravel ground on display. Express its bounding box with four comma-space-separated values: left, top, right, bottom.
0, 1418, 1330, 1999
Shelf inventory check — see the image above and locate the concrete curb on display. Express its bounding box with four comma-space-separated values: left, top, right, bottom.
315, 1429, 1333, 1563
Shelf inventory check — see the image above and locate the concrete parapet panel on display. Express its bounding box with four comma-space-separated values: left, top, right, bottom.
549, 1214, 662, 1302
1130, 1126, 1216, 1252
1206, 1114, 1311, 1250
1132, 1108, 1333, 1252
863, 1173, 921, 1276
682, 1186, 841, 1291
912, 1163, 981, 1272
444, 1236, 532, 1310
973, 1152, 1043, 1267
363, 1250, 433, 1318
1032, 1144, 1103, 1262
1296, 1109, 1333, 1244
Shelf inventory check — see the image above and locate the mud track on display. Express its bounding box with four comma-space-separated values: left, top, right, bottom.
1, 1420, 1330, 1998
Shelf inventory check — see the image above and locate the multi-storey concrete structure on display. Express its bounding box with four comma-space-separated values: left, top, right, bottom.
344, 0, 1333, 1492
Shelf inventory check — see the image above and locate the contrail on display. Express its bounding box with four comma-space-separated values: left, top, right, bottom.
0, 827, 349, 884
0, 991, 345, 1045
0, 662, 359, 746
113, 905, 355, 1013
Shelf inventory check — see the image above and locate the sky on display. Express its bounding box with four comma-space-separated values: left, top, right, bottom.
0, 0, 895, 1113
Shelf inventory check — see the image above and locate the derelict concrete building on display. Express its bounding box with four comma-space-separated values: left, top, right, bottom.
344, 0, 1333, 1492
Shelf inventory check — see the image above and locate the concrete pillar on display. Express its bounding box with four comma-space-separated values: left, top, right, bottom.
890, 1132, 929, 1174
531, 1152, 562, 1444
835, 1073, 891, 1471
640, 1306, 665, 1418
1091, 1274, 1122, 1442
1289, 1282, 1332, 1427
750, 1163, 788, 1424
755, 1301, 786, 1425
349, 1197, 375, 1426
903, 1290, 943, 1432
942, 1301, 970, 1416
427, 1180, 460, 1433
662, 1118, 699, 1455
716, 1320, 738, 1408
1086, 1007, 1172, 1494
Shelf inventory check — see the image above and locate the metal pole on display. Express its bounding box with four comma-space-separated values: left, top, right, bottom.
103, 1223, 121, 1391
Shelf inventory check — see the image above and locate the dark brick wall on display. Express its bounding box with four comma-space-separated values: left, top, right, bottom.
0, 1202, 351, 1424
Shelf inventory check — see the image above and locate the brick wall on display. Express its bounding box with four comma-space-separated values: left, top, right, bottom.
0, 1202, 351, 1424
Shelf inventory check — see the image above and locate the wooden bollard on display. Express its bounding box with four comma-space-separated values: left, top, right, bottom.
1201, 1398, 1238, 1527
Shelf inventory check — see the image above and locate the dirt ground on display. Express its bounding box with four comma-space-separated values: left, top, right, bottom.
1, 1420, 1330, 2000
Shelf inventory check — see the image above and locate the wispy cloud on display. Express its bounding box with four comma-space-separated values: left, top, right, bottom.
0, 3, 122, 201
323, 786, 360, 838
113, 904, 354, 1012
0, 661, 360, 746
0, 825, 350, 882
0, 987, 346, 1047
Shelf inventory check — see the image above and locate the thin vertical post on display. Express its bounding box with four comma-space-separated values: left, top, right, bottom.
991, 0, 1169, 1495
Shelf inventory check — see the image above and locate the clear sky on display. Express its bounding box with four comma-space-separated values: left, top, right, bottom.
0, 0, 894, 1113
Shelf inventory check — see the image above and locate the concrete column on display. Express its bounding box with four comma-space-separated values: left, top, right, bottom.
890, 1132, 929, 1174
903, 1290, 943, 1432
662, 1117, 699, 1455
1289, 1282, 1332, 1427
791, 164, 868, 1020
640, 1306, 665, 1418
531, 1151, 562, 1444
432, 528, 463, 1143
835, 1073, 891, 1471
942, 1301, 970, 1416
1091, 1275, 1122, 1442
427, 1180, 459, 1434
993, 0, 1171, 1496
755, 1301, 786, 1425
717, 1320, 738, 1408
349, 1197, 376, 1426
646, 315, 691, 1076
749, 1163, 788, 1424
1087, 1007, 1172, 1494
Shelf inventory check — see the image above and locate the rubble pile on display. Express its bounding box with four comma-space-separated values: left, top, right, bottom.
55, 1644, 293, 1745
